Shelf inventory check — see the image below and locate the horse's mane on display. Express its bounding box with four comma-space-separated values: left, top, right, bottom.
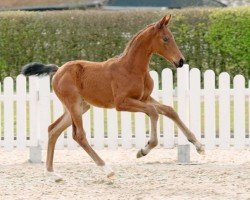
118, 23, 155, 58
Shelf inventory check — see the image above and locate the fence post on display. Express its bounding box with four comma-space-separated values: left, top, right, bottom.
29, 76, 42, 163
178, 144, 190, 163
177, 64, 190, 164
37, 76, 51, 150
29, 145, 42, 163
29, 76, 50, 163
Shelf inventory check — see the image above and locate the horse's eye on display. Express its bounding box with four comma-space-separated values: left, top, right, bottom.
163, 37, 169, 43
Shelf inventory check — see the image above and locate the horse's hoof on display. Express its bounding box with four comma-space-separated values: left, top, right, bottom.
44, 170, 63, 182
136, 149, 146, 158
107, 171, 115, 179
197, 146, 205, 155
102, 165, 115, 178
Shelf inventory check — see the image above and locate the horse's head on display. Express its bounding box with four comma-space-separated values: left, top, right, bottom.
151, 15, 185, 68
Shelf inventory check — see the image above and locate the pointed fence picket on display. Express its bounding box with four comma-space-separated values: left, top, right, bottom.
83, 107, 91, 142
0, 65, 249, 152
16, 75, 27, 149
150, 71, 160, 142
38, 76, 51, 149
3, 77, 14, 150
249, 80, 250, 146
53, 93, 64, 149
177, 64, 189, 145
0, 82, 1, 143
121, 111, 132, 149
204, 70, 216, 149
29, 76, 39, 147
219, 73, 230, 149
162, 68, 174, 148
189, 68, 201, 142
234, 75, 245, 149
135, 112, 146, 148
93, 107, 104, 149
107, 109, 118, 149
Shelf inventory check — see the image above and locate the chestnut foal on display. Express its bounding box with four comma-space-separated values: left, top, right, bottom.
22, 15, 204, 181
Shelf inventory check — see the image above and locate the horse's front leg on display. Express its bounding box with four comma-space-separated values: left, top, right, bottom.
115, 97, 159, 158
149, 97, 205, 155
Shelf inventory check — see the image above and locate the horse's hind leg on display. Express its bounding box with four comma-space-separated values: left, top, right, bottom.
45, 103, 91, 181
45, 110, 71, 181
67, 100, 114, 178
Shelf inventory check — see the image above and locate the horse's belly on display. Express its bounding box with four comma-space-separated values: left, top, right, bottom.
81, 84, 115, 108
84, 94, 115, 108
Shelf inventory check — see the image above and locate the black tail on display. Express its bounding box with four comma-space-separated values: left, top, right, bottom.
21, 62, 59, 76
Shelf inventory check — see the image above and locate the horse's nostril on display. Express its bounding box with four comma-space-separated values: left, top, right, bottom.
179, 58, 184, 67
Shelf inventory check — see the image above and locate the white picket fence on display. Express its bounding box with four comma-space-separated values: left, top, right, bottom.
0, 65, 249, 152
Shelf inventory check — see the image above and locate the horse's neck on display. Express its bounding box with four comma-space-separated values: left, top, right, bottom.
121, 33, 152, 74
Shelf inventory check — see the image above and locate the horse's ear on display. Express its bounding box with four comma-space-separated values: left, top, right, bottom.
165, 15, 172, 26
155, 16, 167, 29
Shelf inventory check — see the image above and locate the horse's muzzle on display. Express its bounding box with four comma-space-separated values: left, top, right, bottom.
174, 58, 184, 68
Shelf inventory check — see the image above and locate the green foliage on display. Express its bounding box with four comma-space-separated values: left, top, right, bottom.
0, 7, 249, 81
206, 7, 250, 79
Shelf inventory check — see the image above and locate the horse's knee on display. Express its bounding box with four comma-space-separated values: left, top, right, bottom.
164, 106, 178, 120
148, 105, 159, 120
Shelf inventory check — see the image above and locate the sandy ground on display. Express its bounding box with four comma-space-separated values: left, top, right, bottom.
0, 147, 249, 200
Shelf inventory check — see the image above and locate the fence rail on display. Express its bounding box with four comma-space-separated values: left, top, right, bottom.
0, 65, 249, 151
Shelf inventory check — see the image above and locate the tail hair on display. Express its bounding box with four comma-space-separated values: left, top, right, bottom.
21, 62, 58, 76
